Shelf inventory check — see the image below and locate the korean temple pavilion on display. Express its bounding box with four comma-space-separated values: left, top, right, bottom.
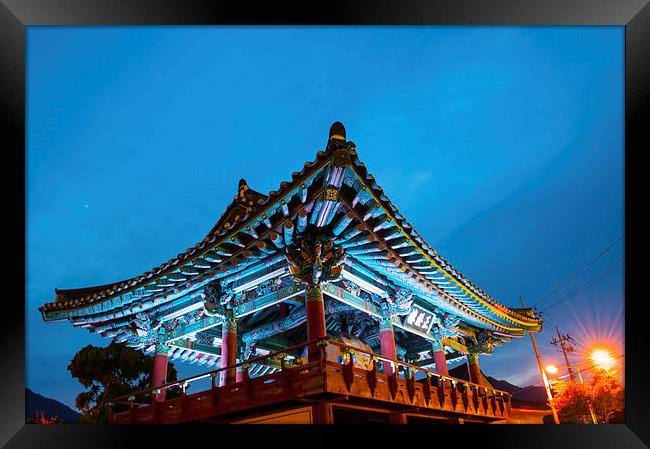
40, 122, 543, 424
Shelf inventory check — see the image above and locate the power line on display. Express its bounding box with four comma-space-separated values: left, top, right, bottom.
542, 259, 623, 312
532, 235, 624, 308
541, 258, 624, 313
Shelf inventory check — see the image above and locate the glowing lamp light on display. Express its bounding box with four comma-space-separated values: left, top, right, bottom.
545, 364, 559, 375
589, 348, 616, 370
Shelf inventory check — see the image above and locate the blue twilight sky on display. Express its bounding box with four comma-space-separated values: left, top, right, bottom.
26, 26, 624, 410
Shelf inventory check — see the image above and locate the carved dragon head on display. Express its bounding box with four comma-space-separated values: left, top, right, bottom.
126, 313, 165, 349
285, 232, 345, 285
202, 282, 229, 317
430, 311, 460, 345
467, 330, 495, 355
381, 288, 414, 318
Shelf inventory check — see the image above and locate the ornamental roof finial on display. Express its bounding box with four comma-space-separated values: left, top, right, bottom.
329, 121, 346, 142
237, 178, 249, 196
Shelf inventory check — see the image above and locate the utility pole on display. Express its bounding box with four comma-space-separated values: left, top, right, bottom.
521, 297, 560, 424
550, 326, 576, 382
549, 326, 598, 424
575, 366, 599, 424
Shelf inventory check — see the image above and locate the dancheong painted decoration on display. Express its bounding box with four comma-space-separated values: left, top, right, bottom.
40, 123, 543, 424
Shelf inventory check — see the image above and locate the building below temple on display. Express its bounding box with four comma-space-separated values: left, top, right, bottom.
40, 122, 543, 424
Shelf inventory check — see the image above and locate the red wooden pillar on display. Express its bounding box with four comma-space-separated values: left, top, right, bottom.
432, 342, 449, 377
467, 353, 482, 385
152, 343, 169, 401
305, 284, 327, 361
220, 314, 238, 386
379, 316, 397, 375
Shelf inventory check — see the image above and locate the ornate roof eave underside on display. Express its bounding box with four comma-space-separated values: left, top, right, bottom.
41, 123, 542, 337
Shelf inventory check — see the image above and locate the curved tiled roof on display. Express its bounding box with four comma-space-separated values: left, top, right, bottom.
40, 122, 542, 335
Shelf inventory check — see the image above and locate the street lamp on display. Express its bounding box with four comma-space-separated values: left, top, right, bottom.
545, 364, 559, 375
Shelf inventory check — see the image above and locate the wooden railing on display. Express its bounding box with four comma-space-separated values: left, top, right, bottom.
108, 338, 321, 409
325, 339, 512, 418
108, 337, 512, 423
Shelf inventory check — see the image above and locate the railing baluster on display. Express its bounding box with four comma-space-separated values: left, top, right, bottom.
422, 372, 431, 406
342, 348, 355, 392
450, 381, 458, 410
463, 383, 470, 411
388, 362, 398, 400
471, 385, 479, 412
406, 367, 415, 403
481, 388, 487, 414
437, 377, 446, 408
366, 356, 377, 397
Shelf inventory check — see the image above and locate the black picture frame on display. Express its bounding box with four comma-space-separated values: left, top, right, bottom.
1, 0, 647, 447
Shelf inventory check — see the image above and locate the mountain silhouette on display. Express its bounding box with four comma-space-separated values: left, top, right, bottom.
25, 388, 81, 423
485, 377, 548, 403
447, 364, 547, 404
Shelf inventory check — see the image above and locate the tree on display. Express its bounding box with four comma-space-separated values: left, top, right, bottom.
551, 368, 625, 424
68, 341, 179, 423
551, 379, 592, 423
590, 369, 624, 424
